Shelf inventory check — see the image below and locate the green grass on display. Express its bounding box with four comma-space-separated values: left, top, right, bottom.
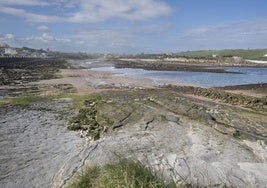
68, 158, 176, 188
68, 165, 101, 188
52, 93, 102, 109
175, 49, 267, 60
6, 93, 88, 107
10, 96, 50, 106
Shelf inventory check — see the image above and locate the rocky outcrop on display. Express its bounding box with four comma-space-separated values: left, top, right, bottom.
0, 59, 66, 85
0, 100, 85, 188
51, 89, 267, 187
165, 85, 267, 112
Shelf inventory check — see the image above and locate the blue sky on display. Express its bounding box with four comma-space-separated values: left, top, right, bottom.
0, 0, 267, 54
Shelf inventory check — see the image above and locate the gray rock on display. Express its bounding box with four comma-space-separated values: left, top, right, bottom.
165, 115, 179, 122
52, 108, 267, 188
0, 106, 84, 188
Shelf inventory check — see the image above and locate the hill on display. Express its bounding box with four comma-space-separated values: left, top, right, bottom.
175, 49, 267, 60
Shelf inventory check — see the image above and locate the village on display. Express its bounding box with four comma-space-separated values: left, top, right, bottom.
0, 42, 49, 58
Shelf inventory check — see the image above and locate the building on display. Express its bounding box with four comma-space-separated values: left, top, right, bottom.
0, 42, 9, 48
0, 43, 18, 56
0, 43, 9, 56
0, 48, 5, 56
4, 48, 17, 55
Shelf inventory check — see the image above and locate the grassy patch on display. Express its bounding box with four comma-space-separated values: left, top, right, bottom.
0, 99, 10, 107
67, 97, 103, 140
68, 158, 175, 188
175, 49, 267, 60
68, 165, 101, 188
10, 96, 50, 106
52, 93, 102, 109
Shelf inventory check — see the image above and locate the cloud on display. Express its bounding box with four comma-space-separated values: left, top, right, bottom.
0, 0, 172, 23
69, 0, 171, 22
176, 19, 267, 50
181, 19, 267, 40
3, 22, 168, 53
37, 25, 50, 32
67, 22, 172, 53
26, 33, 71, 43
0, 5, 62, 22
0, 33, 72, 51
0, 0, 48, 6
5, 33, 15, 39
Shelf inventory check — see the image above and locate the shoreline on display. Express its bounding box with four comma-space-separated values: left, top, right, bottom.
1, 58, 267, 187
1, 58, 265, 97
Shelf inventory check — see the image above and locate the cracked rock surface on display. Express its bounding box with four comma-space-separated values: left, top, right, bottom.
1, 88, 267, 187
0, 101, 85, 188
53, 90, 267, 187
57, 112, 267, 187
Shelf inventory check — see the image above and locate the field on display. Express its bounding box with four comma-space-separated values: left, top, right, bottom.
175, 49, 267, 60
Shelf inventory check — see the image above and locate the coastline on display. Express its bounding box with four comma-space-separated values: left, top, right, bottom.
1, 58, 267, 187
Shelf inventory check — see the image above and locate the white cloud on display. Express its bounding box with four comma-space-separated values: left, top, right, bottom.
69, 0, 171, 22
1, 33, 72, 51
181, 19, 267, 40
0, 22, 172, 53
0, 0, 48, 6
5, 33, 14, 39
37, 25, 50, 32
0, 0, 172, 23
26, 33, 71, 43
176, 19, 267, 50
0, 5, 62, 22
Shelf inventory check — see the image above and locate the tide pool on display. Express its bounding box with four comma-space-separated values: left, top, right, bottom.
91, 66, 267, 87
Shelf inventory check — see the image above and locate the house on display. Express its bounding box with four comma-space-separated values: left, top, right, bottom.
0, 42, 9, 48
0, 48, 5, 56
0, 42, 9, 56
4, 48, 17, 55
0, 43, 18, 56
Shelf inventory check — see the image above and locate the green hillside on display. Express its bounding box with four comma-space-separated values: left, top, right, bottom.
175, 49, 267, 60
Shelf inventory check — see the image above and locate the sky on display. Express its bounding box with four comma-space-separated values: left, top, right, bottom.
0, 0, 267, 54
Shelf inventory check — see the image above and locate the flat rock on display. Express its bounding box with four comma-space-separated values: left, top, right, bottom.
0, 106, 84, 188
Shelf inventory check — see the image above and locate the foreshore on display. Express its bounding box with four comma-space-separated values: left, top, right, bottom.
0, 58, 266, 187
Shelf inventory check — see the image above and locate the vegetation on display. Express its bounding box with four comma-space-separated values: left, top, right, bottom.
0, 58, 67, 85
68, 158, 175, 188
10, 96, 50, 106
48, 51, 104, 60
0, 84, 77, 107
67, 97, 104, 140
118, 49, 267, 60
174, 49, 267, 60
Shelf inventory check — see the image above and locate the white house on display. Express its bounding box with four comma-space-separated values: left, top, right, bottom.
4, 48, 17, 55
0, 43, 9, 56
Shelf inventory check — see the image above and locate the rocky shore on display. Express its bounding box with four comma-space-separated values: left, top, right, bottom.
0, 58, 266, 187
112, 57, 267, 73
0, 100, 85, 188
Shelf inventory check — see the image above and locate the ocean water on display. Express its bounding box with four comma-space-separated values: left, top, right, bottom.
91, 66, 267, 87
